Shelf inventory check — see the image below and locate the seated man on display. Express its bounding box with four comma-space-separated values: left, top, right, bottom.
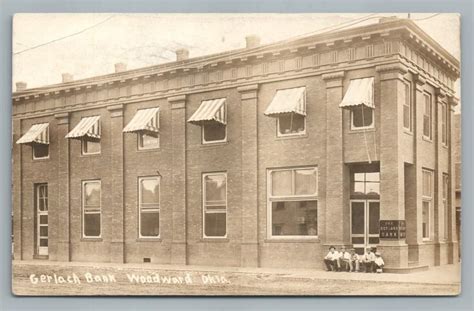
323, 246, 340, 271
362, 247, 376, 273
350, 248, 360, 272
339, 246, 352, 272
374, 252, 385, 273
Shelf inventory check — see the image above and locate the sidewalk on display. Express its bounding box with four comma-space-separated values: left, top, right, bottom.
13, 259, 461, 285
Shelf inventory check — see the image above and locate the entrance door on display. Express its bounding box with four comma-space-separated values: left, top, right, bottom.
351, 200, 380, 254
35, 184, 48, 256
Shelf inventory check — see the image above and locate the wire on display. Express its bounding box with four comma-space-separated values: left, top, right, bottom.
13, 14, 117, 55
410, 13, 441, 21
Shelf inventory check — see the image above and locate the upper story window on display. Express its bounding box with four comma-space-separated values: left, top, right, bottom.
441, 102, 449, 146
267, 167, 318, 238
403, 81, 412, 131
264, 87, 306, 137
340, 77, 375, 130
123, 107, 160, 150
16, 123, 50, 160
203, 172, 227, 238
65, 116, 101, 155
423, 93, 432, 140
82, 180, 101, 238
138, 176, 160, 238
188, 98, 227, 144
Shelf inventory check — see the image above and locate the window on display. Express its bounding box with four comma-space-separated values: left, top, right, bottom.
35, 184, 48, 253
138, 132, 160, 150
423, 93, 432, 140
203, 123, 227, 143
203, 173, 227, 237
442, 174, 449, 240
351, 172, 380, 198
351, 105, 374, 129
268, 167, 318, 238
277, 113, 306, 136
138, 177, 160, 238
441, 103, 448, 145
403, 82, 412, 131
33, 143, 49, 159
82, 180, 101, 238
82, 138, 101, 155
422, 169, 433, 240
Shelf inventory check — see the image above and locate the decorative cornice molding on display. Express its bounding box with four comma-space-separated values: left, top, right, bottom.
322, 71, 345, 81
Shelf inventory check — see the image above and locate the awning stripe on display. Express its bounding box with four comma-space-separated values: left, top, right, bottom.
16, 123, 50, 145
65, 116, 101, 139
123, 107, 160, 133
264, 87, 306, 117
340, 77, 374, 109
188, 98, 226, 125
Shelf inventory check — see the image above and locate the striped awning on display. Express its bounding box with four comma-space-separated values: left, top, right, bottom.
264, 87, 306, 117
66, 116, 101, 139
340, 77, 375, 109
16, 123, 49, 145
123, 107, 160, 133
188, 98, 226, 125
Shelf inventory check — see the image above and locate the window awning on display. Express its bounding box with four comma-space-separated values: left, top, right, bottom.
340, 77, 374, 109
264, 87, 306, 117
188, 98, 226, 125
65, 116, 101, 139
16, 123, 49, 145
123, 107, 160, 133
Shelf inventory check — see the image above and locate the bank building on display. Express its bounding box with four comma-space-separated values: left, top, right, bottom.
12, 17, 460, 272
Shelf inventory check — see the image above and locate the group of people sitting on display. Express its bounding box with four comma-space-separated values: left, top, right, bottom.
323, 246, 385, 273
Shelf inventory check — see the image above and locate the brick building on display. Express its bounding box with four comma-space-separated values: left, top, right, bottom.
12, 18, 460, 272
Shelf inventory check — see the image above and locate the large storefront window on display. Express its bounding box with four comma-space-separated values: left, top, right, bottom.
203, 173, 227, 237
139, 176, 160, 238
268, 167, 318, 238
82, 180, 101, 238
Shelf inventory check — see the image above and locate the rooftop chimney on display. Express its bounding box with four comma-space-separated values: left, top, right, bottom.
15, 81, 27, 92
176, 49, 189, 61
114, 62, 127, 73
62, 73, 74, 83
245, 35, 261, 49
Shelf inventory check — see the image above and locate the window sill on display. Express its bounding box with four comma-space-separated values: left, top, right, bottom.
349, 128, 376, 134
275, 133, 308, 141
200, 141, 229, 148
422, 136, 433, 143
81, 238, 103, 242
442, 144, 449, 149
199, 237, 229, 243
402, 129, 413, 136
79, 153, 102, 158
136, 148, 161, 153
264, 237, 320, 243
136, 237, 162, 242
32, 157, 51, 162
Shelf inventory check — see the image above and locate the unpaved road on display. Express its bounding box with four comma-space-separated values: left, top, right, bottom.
12, 263, 460, 296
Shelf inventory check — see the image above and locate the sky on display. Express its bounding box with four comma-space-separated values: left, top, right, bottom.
12, 13, 460, 100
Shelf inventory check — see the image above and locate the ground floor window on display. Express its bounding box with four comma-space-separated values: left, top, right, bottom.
422, 201, 431, 240
139, 176, 160, 237
82, 180, 101, 238
203, 172, 227, 237
268, 167, 318, 238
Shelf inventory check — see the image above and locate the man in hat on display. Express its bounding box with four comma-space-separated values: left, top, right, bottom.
323, 246, 341, 271
362, 247, 376, 273
374, 252, 385, 273
339, 246, 352, 272
350, 248, 360, 272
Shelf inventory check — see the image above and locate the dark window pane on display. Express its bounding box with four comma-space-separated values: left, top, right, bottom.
83, 139, 101, 154
140, 179, 159, 204
352, 106, 373, 128
271, 201, 317, 236
33, 144, 49, 158
352, 237, 365, 244
140, 211, 160, 237
84, 213, 101, 237
422, 201, 430, 238
368, 237, 380, 244
40, 226, 48, 237
39, 215, 48, 225
403, 105, 410, 129
351, 202, 365, 234
368, 202, 380, 234
278, 113, 305, 135
39, 238, 48, 247
139, 132, 159, 149
203, 123, 226, 142
205, 213, 226, 237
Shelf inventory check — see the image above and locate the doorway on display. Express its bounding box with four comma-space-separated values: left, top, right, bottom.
351, 200, 380, 254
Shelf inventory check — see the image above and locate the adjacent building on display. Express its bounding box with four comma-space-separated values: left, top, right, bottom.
12, 17, 460, 272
